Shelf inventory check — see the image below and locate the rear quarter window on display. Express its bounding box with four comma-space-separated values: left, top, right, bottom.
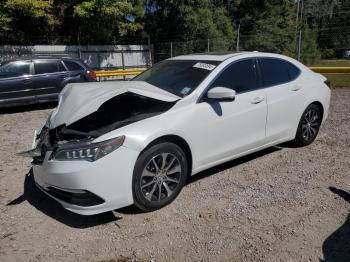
259, 58, 300, 87
285, 62, 301, 80
64, 61, 84, 71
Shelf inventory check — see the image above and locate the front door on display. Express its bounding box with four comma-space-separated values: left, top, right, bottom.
0, 61, 34, 105
189, 59, 267, 167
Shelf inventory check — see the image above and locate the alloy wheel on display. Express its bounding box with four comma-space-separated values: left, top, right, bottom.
140, 153, 182, 202
301, 108, 320, 142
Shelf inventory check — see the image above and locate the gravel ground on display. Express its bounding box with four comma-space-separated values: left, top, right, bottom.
0, 89, 349, 262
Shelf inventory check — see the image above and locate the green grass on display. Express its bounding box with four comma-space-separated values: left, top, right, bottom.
322, 74, 350, 87
310, 60, 350, 87
310, 59, 350, 67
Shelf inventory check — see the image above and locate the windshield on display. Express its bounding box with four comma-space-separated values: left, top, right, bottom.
132, 60, 220, 97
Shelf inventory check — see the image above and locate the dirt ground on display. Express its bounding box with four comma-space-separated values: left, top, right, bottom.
0, 89, 349, 262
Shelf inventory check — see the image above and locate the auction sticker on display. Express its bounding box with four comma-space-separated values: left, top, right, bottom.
193, 62, 216, 71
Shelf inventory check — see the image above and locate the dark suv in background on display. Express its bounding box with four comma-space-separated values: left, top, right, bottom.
0, 57, 96, 108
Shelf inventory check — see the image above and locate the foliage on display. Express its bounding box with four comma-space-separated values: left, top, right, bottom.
300, 26, 320, 65
144, 0, 235, 59
0, 0, 346, 63
0, 0, 144, 44
243, 1, 296, 55
317, 0, 350, 58
73, 0, 143, 43
1, 0, 58, 43
144, 0, 234, 44
232, 0, 321, 63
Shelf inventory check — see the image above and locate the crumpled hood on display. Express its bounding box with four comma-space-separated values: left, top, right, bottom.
50, 81, 180, 128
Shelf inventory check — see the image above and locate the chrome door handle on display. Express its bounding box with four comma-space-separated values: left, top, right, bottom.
22, 79, 32, 84
59, 74, 69, 79
291, 85, 301, 91
251, 97, 265, 104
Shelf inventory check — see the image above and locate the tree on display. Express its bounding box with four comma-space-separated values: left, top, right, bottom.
73, 0, 143, 44
0, 2, 11, 42
303, 0, 341, 28
144, 0, 235, 45
231, 0, 320, 63
143, 0, 235, 60
246, 1, 296, 55
315, 0, 350, 58
2, 0, 58, 44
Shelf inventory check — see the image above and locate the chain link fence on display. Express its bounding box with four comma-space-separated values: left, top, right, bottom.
154, 34, 349, 66
0, 24, 349, 68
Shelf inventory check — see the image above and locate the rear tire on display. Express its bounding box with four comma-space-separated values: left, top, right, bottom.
291, 104, 322, 147
132, 142, 188, 211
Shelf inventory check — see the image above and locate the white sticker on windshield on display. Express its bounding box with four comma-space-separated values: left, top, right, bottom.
180, 87, 191, 95
193, 62, 216, 71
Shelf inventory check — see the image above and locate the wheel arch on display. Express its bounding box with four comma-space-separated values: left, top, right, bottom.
142, 134, 193, 177
291, 100, 325, 143
310, 101, 324, 120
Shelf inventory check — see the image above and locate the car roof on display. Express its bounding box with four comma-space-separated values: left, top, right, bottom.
168, 51, 300, 62
1, 56, 81, 64
169, 51, 256, 61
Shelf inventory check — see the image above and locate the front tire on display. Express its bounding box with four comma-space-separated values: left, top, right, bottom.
132, 142, 188, 211
292, 104, 322, 147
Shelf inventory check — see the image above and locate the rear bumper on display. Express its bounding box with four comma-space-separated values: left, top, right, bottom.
32, 146, 140, 215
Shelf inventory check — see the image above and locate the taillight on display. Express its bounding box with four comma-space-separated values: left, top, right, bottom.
324, 79, 331, 88
87, 71, 97, 80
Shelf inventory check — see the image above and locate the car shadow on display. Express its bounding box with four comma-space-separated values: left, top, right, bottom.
8, 146, 281, 225
7, 169, 119, 228
187, 146, 281, 185
117, 146, 282, 215
0, 102, 57, 115
321, 187, 350, 262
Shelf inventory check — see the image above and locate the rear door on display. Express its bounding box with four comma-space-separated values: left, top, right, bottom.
0, 61, 34, 105
258, 57, 303, 142
31, 60, 67, 102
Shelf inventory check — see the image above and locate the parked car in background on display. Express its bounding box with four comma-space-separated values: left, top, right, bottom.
0, 57, 96, 108
20, 52, 331, 215
344, 51, 350, 59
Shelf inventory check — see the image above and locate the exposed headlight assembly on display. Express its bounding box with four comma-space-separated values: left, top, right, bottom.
52, 136, 125, 162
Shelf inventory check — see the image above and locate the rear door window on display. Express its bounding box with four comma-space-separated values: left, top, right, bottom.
259, 58, 300, 87
0, 62, 31, 78
209, 59, 258, 93
63, 61, 84, 71
34, 60, 59, 74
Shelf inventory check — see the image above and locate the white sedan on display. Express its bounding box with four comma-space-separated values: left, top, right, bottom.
21, 52, 331, 215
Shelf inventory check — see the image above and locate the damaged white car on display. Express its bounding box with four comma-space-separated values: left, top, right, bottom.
20, 52, 331, 215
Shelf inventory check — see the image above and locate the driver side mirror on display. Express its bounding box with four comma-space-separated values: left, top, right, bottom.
205, 86, 236, 102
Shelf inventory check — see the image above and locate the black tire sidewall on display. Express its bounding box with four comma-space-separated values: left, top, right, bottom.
132, 142, 188, 211
295, 104, 322, 146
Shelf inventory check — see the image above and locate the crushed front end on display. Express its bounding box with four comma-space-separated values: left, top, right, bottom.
27, 122, 140, 215
17, 82, 179, 215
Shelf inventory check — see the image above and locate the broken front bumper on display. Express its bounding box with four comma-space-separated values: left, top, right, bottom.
32, 145, 140, 215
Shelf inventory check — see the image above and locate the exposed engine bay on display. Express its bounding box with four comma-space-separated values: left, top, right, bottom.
17, 81, 180, 163
49, 92, 176, 144
20, 92, 176, 165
